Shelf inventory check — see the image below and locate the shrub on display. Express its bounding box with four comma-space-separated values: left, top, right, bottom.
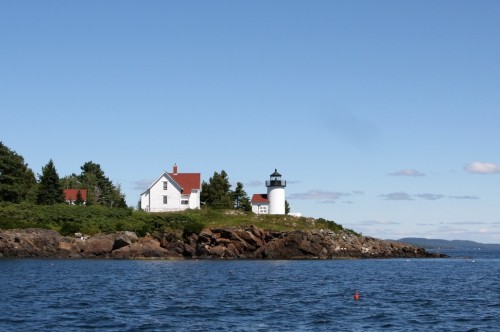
60, 222, 81, 236
182, 220, 205, 238
0, 203, 356, 236
316, 218, 344, 233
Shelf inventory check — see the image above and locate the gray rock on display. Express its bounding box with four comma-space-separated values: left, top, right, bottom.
0, 226, 447, 260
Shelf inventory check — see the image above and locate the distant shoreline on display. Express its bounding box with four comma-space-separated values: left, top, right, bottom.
395, 237, 500, 250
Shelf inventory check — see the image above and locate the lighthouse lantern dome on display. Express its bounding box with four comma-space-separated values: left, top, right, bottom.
266, 169, 286, 188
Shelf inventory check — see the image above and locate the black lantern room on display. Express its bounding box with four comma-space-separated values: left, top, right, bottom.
266, 169, 286, 187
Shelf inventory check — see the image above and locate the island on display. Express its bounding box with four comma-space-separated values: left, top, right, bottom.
0, 223, 445, 260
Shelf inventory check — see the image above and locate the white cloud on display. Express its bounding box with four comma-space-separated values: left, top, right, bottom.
415, 193, 445, 200
430, 225, 500, 243
379, 192, 414, 200
446, 221, 488, 225
319, 200, 337, 204
288, 190, 346, 200
464, 162, 500, 174
246, 180, 264, 187
380, 192, 478, 201
133, 178, 154, 190
448, 195, 479, 200
388, 169, 425, 177
358, 220, 400, 226
347, 220, 500, 243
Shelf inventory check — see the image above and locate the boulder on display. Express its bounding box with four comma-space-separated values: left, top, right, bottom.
78, 233, 115, 257
112, 231, 139, 251
233, 229, 264, 248
182, 243, 196, 257
0, 228, 62, 258
111, 236, 177, 259
165, 241, 185, 255
0, 226, 446, 260
208, 245, 227, 257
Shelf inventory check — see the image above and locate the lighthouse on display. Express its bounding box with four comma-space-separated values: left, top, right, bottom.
266, 169, 286, 214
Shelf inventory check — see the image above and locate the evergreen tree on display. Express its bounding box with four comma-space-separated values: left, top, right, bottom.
231, 182, 251, 211
200, 170, 232, 209
240, 196, 252, 212
112, 184, 127, 208
0, 142, 37, 203
285, 200, 290, 214
60, 173, 83, 189
36, 159, 65, 205
79, 161, 127, 208
75, 190, 84, 206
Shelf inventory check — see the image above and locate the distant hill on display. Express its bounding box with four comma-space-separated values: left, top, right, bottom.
393, 237, 500, 249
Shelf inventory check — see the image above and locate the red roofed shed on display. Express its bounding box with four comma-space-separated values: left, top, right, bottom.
64, 189, 87, 202
251, 194, 269, 203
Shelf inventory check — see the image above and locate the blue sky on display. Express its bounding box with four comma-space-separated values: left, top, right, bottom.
2, 1, 500, 243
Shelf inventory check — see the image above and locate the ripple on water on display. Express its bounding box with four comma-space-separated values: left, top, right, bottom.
1, 257, 500, 331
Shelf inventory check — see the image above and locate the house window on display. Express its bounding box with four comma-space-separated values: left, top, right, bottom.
181, 199, 189, 205
259, 206, 268, 214
163, 196, 168, 204
163, 182, 168, 190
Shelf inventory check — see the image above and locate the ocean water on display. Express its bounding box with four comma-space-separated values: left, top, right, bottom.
1, 250, 499, 331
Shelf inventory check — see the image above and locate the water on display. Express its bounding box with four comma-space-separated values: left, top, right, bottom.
1, 250, 499, 331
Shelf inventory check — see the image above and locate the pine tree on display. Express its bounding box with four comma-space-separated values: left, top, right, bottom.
240, 196, 252, 212
200, 170, 232, 209
285, 200, 290, 214
78, 161, 127, 208
0, 142, 37, 203
36, 159, 65, 205
60, 173, 82, 189
231, 182, 251, 211
75, 190, 84, 206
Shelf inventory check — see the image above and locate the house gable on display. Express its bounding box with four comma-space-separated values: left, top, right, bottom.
167, 172, 201, 194
142, 172, 201, 196
160, 172, 184, 194
140, 165, 201, 212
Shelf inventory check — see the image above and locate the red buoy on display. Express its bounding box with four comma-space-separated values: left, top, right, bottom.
354, 290, 360, 300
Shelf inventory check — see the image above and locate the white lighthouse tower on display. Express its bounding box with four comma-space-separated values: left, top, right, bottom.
266, 169, 286, 214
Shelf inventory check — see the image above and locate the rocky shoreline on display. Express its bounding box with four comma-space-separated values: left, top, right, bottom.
0, 227, 446, 259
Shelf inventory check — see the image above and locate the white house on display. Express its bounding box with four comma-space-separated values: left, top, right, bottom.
251, 169, 286, 215
140, 164, 201, 212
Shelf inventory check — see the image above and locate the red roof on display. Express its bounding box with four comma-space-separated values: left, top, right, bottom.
64, 189, 88, 201
168, 173, 201, 195
251, 194, 269, 203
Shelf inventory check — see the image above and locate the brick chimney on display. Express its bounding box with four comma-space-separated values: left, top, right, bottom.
173, 163, 178, 175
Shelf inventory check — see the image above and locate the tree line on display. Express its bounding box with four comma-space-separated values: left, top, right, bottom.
200, 170, 290, 214
200, 170, 252, 211
0, 141, 126, 207
2, 141, 290, 213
